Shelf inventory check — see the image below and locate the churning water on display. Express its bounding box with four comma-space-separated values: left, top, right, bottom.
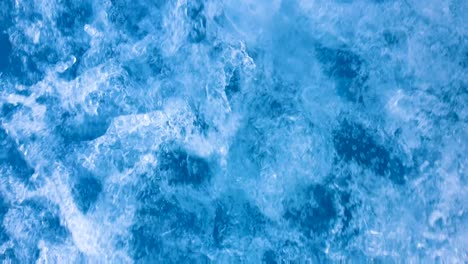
0, 0, 466, 262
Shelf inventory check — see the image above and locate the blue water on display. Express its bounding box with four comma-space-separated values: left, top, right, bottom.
0, 0, 467, 262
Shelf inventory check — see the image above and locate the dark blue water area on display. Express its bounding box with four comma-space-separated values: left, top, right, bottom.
0, 128, 35, 183
0, 33, 12, 72
315, 46, 368, 103
71, 169, 103, 214
333, 120, 407, 185
158, 146, 212, 186
0, 0, 465, 262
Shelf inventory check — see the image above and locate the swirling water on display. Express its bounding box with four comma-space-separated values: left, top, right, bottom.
0, 0, 467, 262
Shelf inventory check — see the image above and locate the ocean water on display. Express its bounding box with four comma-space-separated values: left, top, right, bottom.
0, 0, 467, 262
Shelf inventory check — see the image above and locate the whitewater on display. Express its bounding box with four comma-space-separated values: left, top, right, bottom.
0, 0, 466, 262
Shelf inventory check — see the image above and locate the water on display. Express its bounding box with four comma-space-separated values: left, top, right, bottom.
0, 0, 466, 262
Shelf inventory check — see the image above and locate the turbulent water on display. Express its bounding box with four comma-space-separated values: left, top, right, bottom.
0, 0, 467, 262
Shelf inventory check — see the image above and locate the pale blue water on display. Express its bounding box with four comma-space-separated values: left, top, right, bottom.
0, 0, 467, 262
